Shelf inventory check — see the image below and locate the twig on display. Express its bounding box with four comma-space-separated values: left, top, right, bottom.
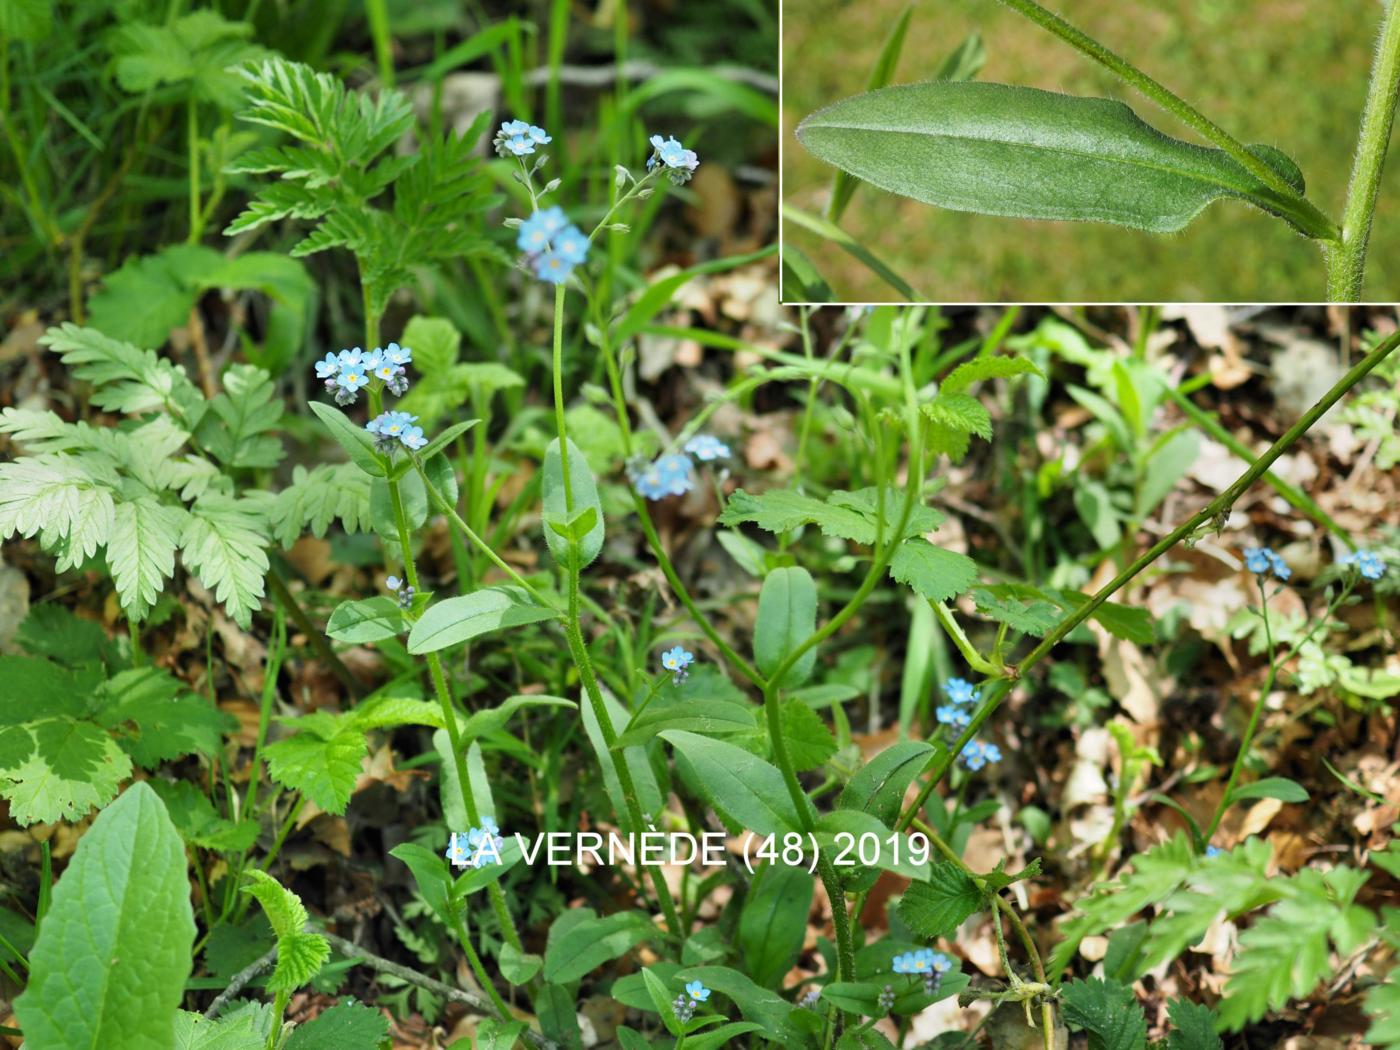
204, 947, 277, 1017
321, 933, 557, 1049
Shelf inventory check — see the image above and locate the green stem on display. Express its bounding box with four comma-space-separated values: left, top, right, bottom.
365, 0, 395, 86
1328, 0, 1400, 300
450, 914, 512, 1019
994, 0, 1338, 241
186, 98, 200, 242
550, 287, 683, 938
897, 329, 1400, 831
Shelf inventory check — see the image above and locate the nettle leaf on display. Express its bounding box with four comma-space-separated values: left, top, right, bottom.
777, 700, 837, 770
971, 586, 1060, 637
180, 494, 270, 629
755, 566, 818, 688
889, 540, 979, 603
172, 1007, 269, 1049
941, 355, 1043, 395
269, 463, 373, 547
109, 497, 187, 621
1165, 998, 1223, 1050
1060, 978, 1148, 1050
148, 779, 258, 852
283, 1000, 389, 1050
97, 667, 234, 766
0, 719, 133, 825
720, 486, 941, 546
898, 862, 983, 939
264, 720, 366, 814
796, 81, 1328, 238
241, 870, 330, 993
15, 782, 195, 1050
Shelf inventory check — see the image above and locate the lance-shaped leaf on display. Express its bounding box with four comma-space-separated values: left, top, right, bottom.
796, 81, 1330, 238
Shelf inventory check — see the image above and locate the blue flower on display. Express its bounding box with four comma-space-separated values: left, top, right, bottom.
337, 363, 370, 392
942, 677, 980, 705
1205, 845, 1222, 859
466, 818, 505, 866
632, 453, 694, 500
685, 980, 710, 1002
315, 352, 341, 379
373, 361, 402, 384
519, 208, 588, 284
367, 411, 428, 452
1340, 549, 1386, 581
892, 949, 948, 975
1244, 546, 1290, 581
494, 119, 551, 158
661, 646, 694, 679
386, 575, 402, 591
684, 434, 731, 462
384, 342, 412, 366
960, 740, 1002, 772
936, 704, 971, 730
648, 133, 699, 182
400, 425, 427, 451
445, 831, 472, 869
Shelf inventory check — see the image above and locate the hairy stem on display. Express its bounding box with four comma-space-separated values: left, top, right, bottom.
1328, 0, 1400, 300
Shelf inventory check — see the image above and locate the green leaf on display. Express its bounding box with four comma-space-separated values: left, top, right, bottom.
922, 392, 992, 440
754, 566, 818, 688
264, 723, 366, 813
40, 323, 206, 425
942, 355, 1042, 395
15, 782, 195, 1050
269, 463, 373, 547
796, 82, 1329, 238
472, 1019, 529, 1050
109, 496, 187, 621
399, 315, 461, 374
406, 589, 557, 654
98, 666, 235, 765
1060, 978, 1148, 1050
839, 740, 933, 825
388, 843, 454, 927
196, 363, 284, 469
778, 700, 837, 770
662, 730, 808, 836
0, 0, 51, 40
325, 596, 404, 643
147, 779, 258, 851
0, 454, 116, 573
0, 720, 133, 825
180, 495, 269, 629
307, 401, 387, 477
1136, 430, 1199, 519
284, 1000, 389, 1050
898, 862, 983, 939
85, 246, 223, 348
720, 486, 939, 546
173, 1007, 269, 1050
1366, 961, 1400, 1050
674, 964, 804, 1043
616, 698, 756, 748
111, 11, 264, 109
241, 869, 330, 993
582, 691, 663, 830
971, 586, 1060, 637
499, 942, 543, 985
1165, 998, 1223, 1050
888, 540, 979, 603
543, 909, 658, 983
1227, 776, 1309, 805
461, 694, 576, 740
541, 438, 604, 569
739, 863, 813, 989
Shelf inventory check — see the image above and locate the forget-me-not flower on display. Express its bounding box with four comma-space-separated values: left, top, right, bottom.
631, 453, 695, 500
1340, 549, 1386, 581
685, 980, 710, 1002
1244, 546, 1291, 581
647, 133, 699, 183
445, 831, 472, 869
684, 434, 731, 462
467, 817, 505, 866
661, 646, 694, 682
960, 739, 1002, 772
1205, 845, 1223, 859
494, 119, 551, 158
315, 352, 341, 379
386, 574, 414, 609
936, 704, 971, 730
517, 206, 588, 284
942, 677, 980, 706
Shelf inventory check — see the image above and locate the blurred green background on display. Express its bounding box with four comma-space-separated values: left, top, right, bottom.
782, 0, 1400, 302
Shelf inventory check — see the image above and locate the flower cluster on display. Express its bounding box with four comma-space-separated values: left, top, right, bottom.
316, 344, 411, 406
672, 980, 710, 1023
367, 410, 427, 452
877, 984, 896, 1013
630, 434, 731, 501
445, 818, 505, 869
936, 676, 981, 730
661, 645, 694, 683
517, 206, 589, 284
960, 739, 1002, 772
1340, 548, 1387, 581
647, 134, 699, 184
892, 948, 955, 993
494, 119, 550, 158
386, 574, 414, 609
1244, 545, 1291, 581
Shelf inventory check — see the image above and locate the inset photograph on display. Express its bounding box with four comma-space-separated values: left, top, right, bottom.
782, 0, 1400, 303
